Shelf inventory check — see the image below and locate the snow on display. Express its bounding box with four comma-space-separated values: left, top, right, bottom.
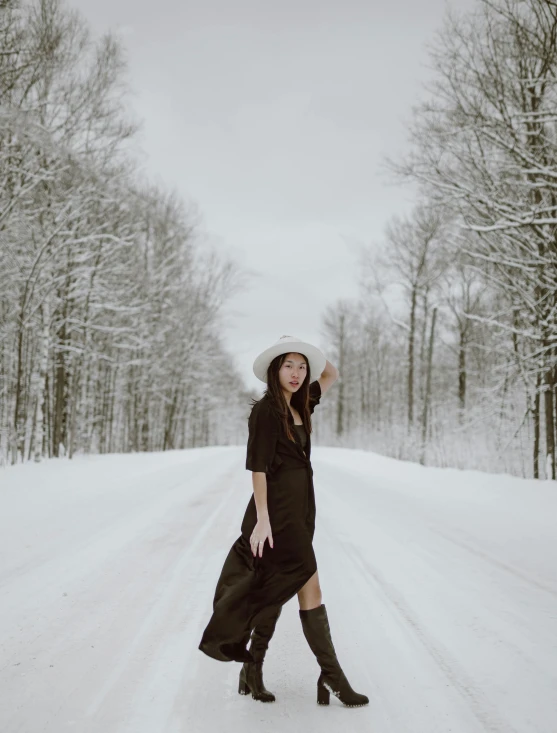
1, 445, 556, 732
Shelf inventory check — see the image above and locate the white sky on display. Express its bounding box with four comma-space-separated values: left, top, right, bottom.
71, 0, 475, 391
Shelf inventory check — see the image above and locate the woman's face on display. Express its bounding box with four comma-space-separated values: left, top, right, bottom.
278, 353, 307, 395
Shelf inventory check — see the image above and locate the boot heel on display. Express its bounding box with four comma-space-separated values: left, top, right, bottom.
238, 676, 250, 695
317, 681, 330, 705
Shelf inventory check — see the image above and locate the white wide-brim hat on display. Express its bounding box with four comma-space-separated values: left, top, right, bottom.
253, 334, 326, 384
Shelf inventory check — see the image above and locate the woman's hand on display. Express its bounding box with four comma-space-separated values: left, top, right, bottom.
250, 516, 274, 557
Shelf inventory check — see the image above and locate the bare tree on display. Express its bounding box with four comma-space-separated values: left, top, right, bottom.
386, 0, 557, 478
0, 0, 246, 466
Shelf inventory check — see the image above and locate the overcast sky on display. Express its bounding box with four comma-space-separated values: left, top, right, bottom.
72, 0, 474, 392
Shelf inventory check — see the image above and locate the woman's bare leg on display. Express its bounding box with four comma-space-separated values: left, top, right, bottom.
297, 570, 322, 610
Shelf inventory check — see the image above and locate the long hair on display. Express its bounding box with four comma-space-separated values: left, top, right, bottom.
250, 352, 313, 443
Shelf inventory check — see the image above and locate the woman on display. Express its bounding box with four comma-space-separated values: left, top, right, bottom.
198, 335, 369, 708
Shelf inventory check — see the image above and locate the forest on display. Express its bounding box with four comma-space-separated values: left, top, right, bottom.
1, 0, 556, 480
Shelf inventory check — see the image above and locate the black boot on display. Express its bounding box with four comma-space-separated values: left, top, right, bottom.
238, 604, 283, 702
299, 603, 369, 707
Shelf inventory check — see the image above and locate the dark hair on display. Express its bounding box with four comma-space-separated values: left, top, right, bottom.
249, 352, 313, 442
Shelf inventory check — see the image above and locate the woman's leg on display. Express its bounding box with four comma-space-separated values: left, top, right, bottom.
239, 604, 283, 702
297, 570, 322, 610
297, 592, 369, 706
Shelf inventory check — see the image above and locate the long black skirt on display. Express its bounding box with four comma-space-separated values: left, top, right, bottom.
198, 467, 317, 663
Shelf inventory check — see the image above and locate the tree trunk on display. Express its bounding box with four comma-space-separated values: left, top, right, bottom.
544, 364, 555, 480
420, 307, 437, 465
533, 372, 541, 480
418, 285, 430, 406
12, 295, 27, 464
458, 327, 466, 423
408, 286, 417, 428
53, 325, 67, 458
33, 298, 50, 462
336, 313, 345, 438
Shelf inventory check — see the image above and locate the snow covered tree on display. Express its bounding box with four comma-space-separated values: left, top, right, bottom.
387, 0, 557, 478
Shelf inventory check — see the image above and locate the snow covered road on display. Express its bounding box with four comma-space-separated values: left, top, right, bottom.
1, 446, 556, 733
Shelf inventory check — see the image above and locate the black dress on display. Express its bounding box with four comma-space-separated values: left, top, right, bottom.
198, 379, 322, 663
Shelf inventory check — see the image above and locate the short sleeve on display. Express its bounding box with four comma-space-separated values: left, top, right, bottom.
246, 401, 278, 473
308, 379, 322, 414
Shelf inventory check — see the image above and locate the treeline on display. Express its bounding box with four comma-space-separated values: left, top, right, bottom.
4, 0, 556, 481
315, 0, 557, 480
0, 0, 245, 466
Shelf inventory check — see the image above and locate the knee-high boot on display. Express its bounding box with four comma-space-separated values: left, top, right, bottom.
238, 604, 283, 702
299, 603, 369, 707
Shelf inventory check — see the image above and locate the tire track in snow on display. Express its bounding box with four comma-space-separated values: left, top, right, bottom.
82, 459, 245, 725
337, 534, 519, 733
1, 450, 246, 733
316, 479, 521, 733
429, 527, 557, 598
